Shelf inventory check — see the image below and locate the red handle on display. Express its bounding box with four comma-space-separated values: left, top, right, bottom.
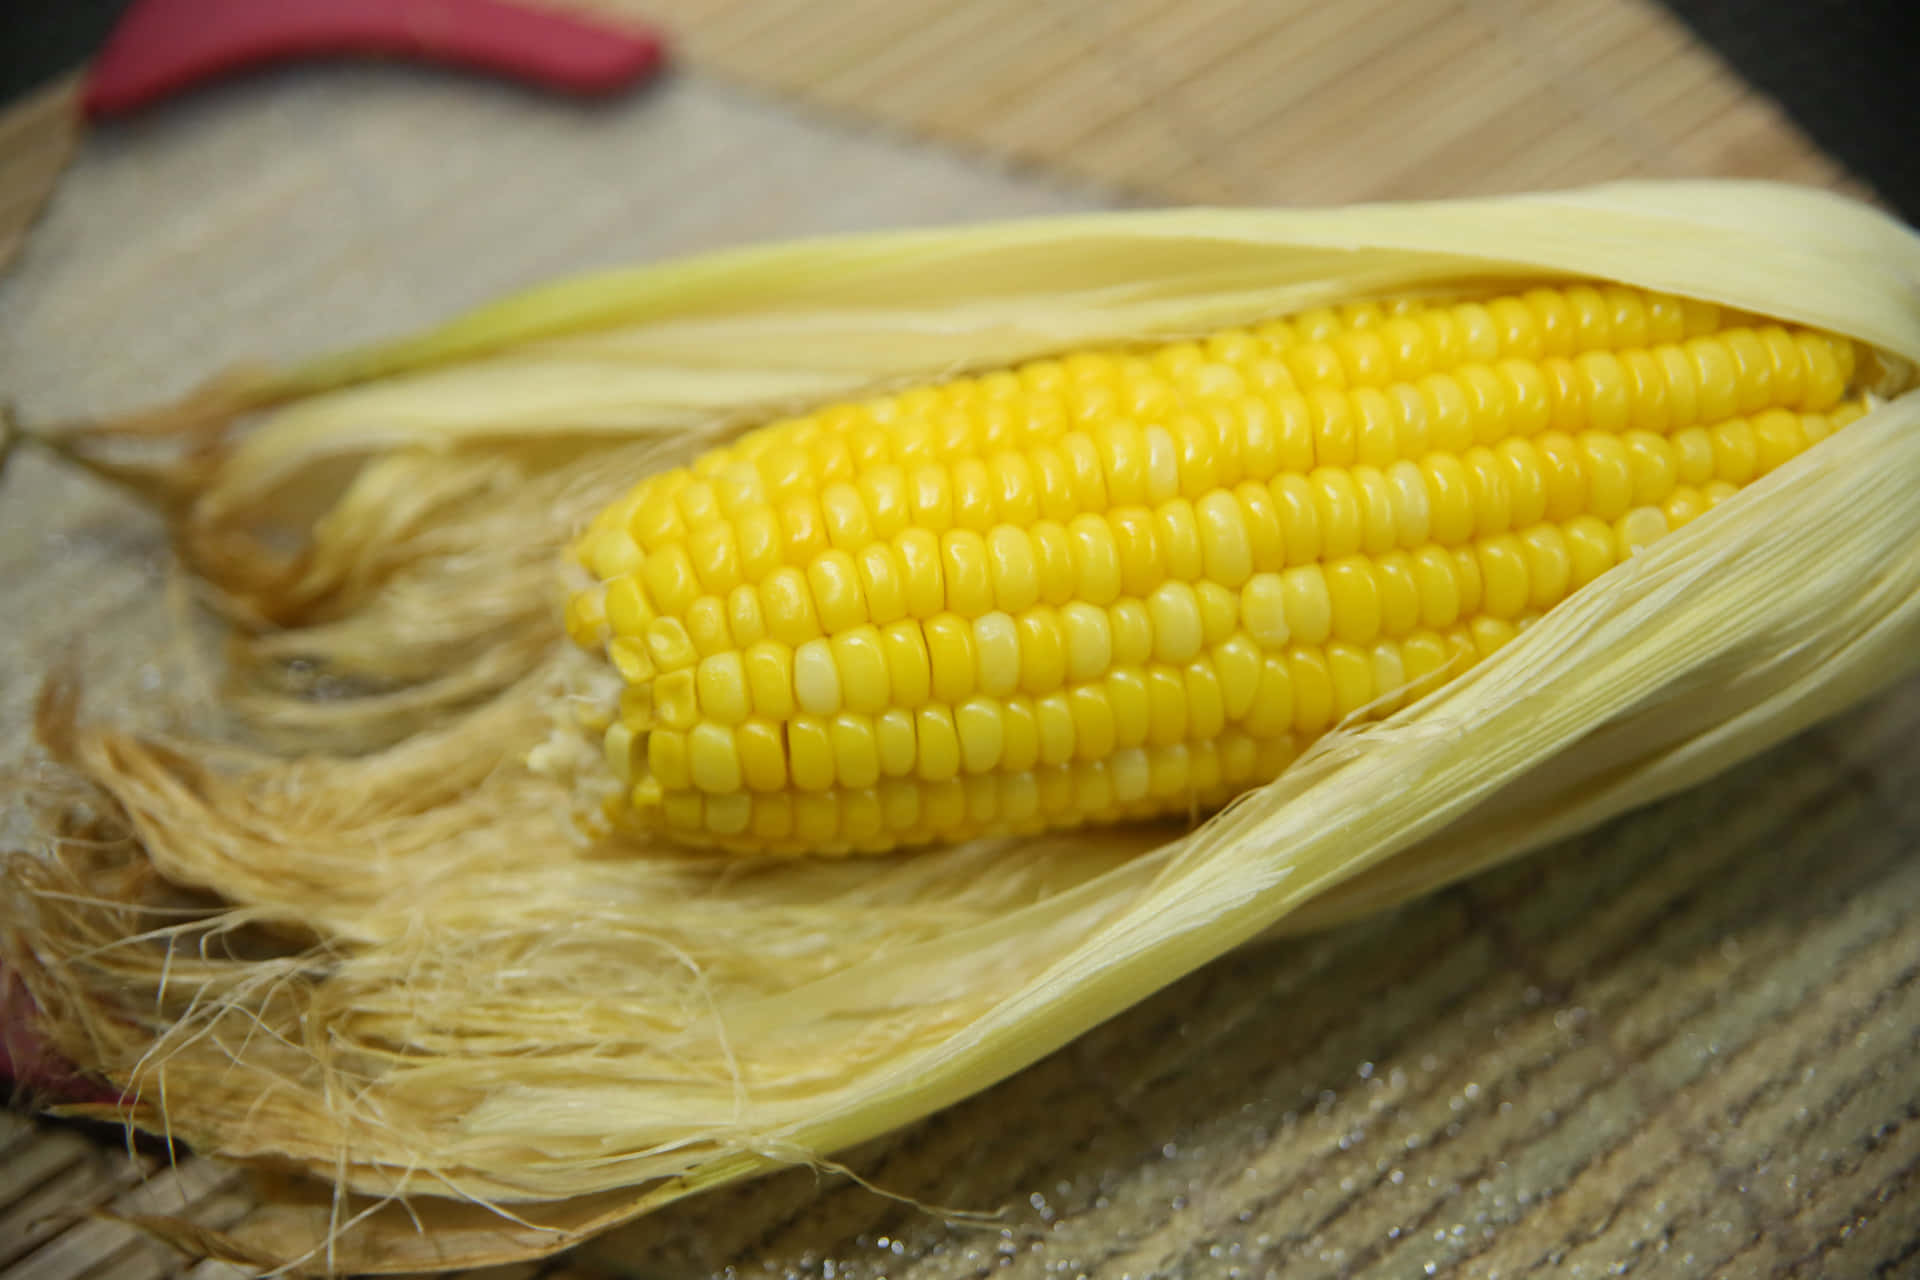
83, 0, 666, 120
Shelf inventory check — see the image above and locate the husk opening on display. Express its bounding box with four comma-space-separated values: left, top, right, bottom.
5, 180, 1920, 1273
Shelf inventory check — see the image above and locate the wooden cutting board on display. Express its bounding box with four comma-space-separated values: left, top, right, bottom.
1, 2, 1911, 1277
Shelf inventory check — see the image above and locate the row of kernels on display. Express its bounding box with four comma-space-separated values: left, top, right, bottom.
646, 611, 1548, 799
1534, 329, 1850, 438
600, 401, 1835, 673
1246, 288, 1709, 383
597, 362, 1855, 606
588, 304, 1847, 573
645, 732, 1291, 853
664, 499, 1705, 735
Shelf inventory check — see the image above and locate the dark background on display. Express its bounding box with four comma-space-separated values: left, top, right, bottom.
0, 0, 1914, 222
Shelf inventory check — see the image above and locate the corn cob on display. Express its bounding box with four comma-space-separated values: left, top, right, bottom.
562, 284, 1867, 855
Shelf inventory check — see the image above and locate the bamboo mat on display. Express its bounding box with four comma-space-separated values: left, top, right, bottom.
1, 0, 1914, 1276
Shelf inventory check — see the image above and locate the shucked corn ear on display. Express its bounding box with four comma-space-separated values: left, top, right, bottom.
10, 182, 1920, 1274
557, 285, 1868, 854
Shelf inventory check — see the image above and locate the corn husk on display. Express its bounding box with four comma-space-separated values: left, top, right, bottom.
5, 180, 1920, 1274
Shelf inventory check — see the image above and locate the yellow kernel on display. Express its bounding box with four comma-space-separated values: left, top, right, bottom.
1759, 328, 1806, 406
1622, 431, 1677, 506
1149, 582, 1204, 663
641, 544, 700, 617
1002, 698, 1040, 772
1144, 425, 1181, 502
793, 638, 842, 716
1033, 521, 1077, 605
1664, 486, 1709, 529
1068, 513, 1122, 604
1752, 408, 1808, 474
603, 721, 638, 784
974, 612, 1021, 698
1061, 601, 1114, 681
1111, 508, 1161, 598
1517, 525, 1573, 610
1400, 630, 1453, 695
695, 652, 751, 724
641, 618, 693, 674
1185, 662, 1226, 741
804, 550, 863, 634
608, 642, 653, 696
1069, 685, 1117, 761
603, 575, 650, 637
761, 567, 820, 646
738, 720, 787, 791
942, 530, 993, 615
1672, 428, 1715, 485
1155, 499, 1204, 580
1580, 433, 1634, 520
1110, 599, 1154, 667
989, 452, 1039, 526
1616, 507, 1669, 559
856, 545, 906, 626
1196, 489, 1254, 585
1422, 373, 1474, 453
1462, 447, 1512, 537
1018, 608, 1067, 694
987, 526, 1040, 613
1534, 433, 1585, 522
925, 613, 976, 704
1036, 694, 1075, 766
1325, 558, 1382, 645
1242, 573, 1290, 648
1369, 642, 1408, 713
1409, 545, 1461, 629
1689, 337, 1740, 423
1469, 616, 1518, 659
1197, 581, 1238, 646
585, 528, 644, 582
1373, 551, 1421, 635
684, 597, 732, 658
1111, 747, 1152, 805
1280, 565, 1334, 647
956, 699, 1004, 774
1310, 387, 1357, 467
908, 464, 952, 531
1214, 636, 1261, 720
831, 714, 880, 789
1384, 460, 1431, 547
1709, 420, 1759, 485
1236, 482, 1285, 571
1108, 669, 1151, 747
1244, 656, 1293, 736
737, 640, 791, 721
565, 586, 609, 650
688, 722, 743, 793
832, 627, 891, 715
1565, 516, 1616, 587
1476, 535, 1531, 619
1313, 468, 1364, 558
875, 708, 917, 777
1452, 546, 1483, 616
1327, 643, 1375, 720
916, 706, 961, 782
952, 458, 995, 531
1422, 454, 1474, 546
1099, 421, 1149, 504
647, 730, 691, 791
1288, 648, 1335, 735
895, 529, 945, 618
1145, 665, 1187, 745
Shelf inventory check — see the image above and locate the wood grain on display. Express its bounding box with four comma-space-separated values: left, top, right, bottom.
1, 1, 1911, 1277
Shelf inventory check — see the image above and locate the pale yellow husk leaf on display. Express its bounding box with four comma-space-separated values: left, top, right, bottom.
6, 180, 1920, 1274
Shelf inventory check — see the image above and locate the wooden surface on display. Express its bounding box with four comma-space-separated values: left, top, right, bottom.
1, 0, 1914, 1276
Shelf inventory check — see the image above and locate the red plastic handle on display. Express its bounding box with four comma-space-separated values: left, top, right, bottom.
83, 0, 666, 120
